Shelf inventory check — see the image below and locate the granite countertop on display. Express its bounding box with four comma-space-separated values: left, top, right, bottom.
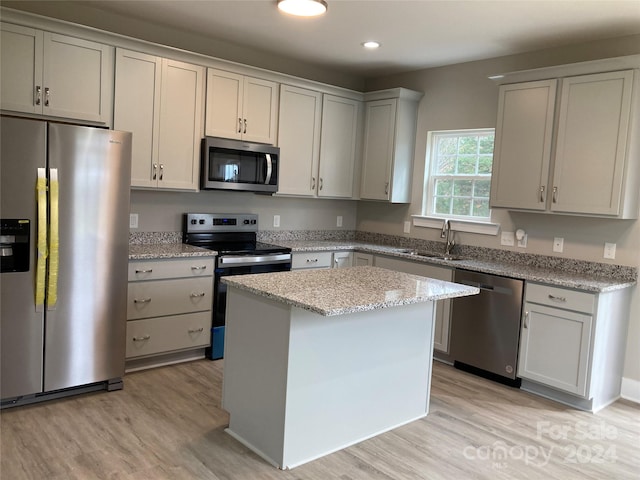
129, 243, 216, 260
272, 240, 636, 293
222, 266, 479, 316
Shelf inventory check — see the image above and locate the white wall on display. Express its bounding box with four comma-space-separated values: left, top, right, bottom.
360, 36, 640, 386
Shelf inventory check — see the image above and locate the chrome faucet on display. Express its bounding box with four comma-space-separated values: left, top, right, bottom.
441, 220, 455, 256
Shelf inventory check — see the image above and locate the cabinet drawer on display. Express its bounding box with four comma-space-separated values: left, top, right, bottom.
292, 251, 332, 269
525, 282, 595, 314
128, 258, 214, 281
127, 277, 213, 320
126, 311, 211, 358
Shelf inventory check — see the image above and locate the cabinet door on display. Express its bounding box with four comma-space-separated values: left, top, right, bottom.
277, 85, 321, 196
490, 80, 556, 211
157, 59, 204, 190
318, 95, 360, 198
332, 252, 353, 268
354, 253, 373, 266
243, 76, 278, 144
518, 302, 592, 397
114, 49, 161, 188
0, 23, 43, 114
205, 68, 243, 140
43, 32, 112, 124
551, 71, 634, 216
360, 99, 396, 200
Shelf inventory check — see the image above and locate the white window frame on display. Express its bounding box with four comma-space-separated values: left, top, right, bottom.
423, 128, 495, 221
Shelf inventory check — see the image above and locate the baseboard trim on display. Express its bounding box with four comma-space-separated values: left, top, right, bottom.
621, 376, 640, 404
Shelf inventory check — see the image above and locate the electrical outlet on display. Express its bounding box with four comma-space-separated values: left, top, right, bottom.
273, 215, 280, 228
604, 242, 616, 259
501, 231, 515, 246
553, 237, 564, 253
517, 234, 528, 248
403, 221, 411, 234
129, 213, 138, 229
337, 216, 343, 227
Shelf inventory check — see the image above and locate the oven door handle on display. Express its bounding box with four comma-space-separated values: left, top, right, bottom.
218, 253, 291, 267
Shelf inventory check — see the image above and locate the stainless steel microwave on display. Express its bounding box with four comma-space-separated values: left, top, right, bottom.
201, 137, 279, 193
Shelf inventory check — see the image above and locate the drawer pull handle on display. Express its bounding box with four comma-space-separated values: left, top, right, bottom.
548, 294, 566, 302
188, 327, 204, 334
524, 311, 529, 329
133, 335, 150, 342
191, 265, 207, 270
135, 269, 153, 274
190, 292, 206, 298
306, 258, 318, 263
133, 297, 152, 304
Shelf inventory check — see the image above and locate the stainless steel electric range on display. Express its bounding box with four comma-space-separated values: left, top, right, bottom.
182, 213, 292, 359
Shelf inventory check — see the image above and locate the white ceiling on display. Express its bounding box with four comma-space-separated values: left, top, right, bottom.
10, 1, 640, 77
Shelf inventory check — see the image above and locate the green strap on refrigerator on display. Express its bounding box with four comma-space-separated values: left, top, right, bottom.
47, 168, 59, 309
35, 168, 47, 311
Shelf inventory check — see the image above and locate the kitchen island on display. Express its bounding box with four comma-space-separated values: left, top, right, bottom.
221, 266, 478, 469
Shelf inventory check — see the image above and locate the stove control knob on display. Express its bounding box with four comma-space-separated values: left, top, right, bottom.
251, 219, 257, 224
199, 219, 205, 224
243, 219, 250, 225
190, 219, 197, 225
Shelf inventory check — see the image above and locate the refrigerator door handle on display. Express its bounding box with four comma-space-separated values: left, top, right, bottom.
47, 169, 60, 310
35, 168, 48, 312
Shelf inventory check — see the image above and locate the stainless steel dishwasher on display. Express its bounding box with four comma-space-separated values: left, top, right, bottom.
449, 269, 524, 387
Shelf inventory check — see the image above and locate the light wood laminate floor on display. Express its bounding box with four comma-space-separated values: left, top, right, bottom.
1, 360, 638, 479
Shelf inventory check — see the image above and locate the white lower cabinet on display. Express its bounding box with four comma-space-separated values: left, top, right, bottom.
373, 255, 453, 353
332, 251, 353, 268
126, 257, 214, 370
354, 252, 374, 266
517, 282, 631, 412
292, 251, 333, 270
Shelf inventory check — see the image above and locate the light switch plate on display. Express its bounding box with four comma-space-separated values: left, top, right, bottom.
553, 237, 564, 253
273, 215, 280, 228
501, 231, 515, 246
337, 216, 343, 227
604, 242, 616, 259
403, 221, 411, 234
129, 213, 138, 229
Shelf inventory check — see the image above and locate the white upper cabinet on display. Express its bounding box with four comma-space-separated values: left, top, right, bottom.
360, 89, 423, 203
318, 95, 361, 198
490, 80, 557, 211
1, 23, 113, 124
491, 68, 640, 218
205, 69, 278, 145
278, 86, 361, 198
551, 71, 634, 216
114, 49, 204, 190
277, 85, 322, 196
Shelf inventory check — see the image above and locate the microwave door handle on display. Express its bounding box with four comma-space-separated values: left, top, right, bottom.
265, 154, 272, 185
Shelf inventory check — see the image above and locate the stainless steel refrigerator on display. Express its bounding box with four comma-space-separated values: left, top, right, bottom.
0, 116, 132, 406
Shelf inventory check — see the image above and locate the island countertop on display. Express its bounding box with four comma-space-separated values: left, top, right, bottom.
221, 265, 479, 316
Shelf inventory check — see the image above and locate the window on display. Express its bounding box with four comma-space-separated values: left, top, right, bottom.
424, 129, 494, 220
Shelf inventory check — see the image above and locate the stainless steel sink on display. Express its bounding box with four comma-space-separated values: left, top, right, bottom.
403, 250, 464, 261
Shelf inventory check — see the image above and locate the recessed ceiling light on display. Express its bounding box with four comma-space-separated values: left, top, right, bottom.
362, 41, 381, 49
277, 0, 328, 17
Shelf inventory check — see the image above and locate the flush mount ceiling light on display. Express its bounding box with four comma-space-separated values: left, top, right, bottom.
362, 41, 381, 49
277, 0, 328, 17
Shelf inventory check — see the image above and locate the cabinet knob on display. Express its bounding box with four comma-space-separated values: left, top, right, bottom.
133, 335, 151, 342
238, 118, 242, 133
548, 294, 566, 302
152, 164, 158, 180
524, 311, 529, 328
319, 178, 323, 190
35, 86, 42, 106
243, 118, 247, 134
133, 297, 152, 304
191, 265, 207, 271
539, 185, 545, 202
385, 182, 389, 195
44, 87, 50, 107
159, 164, 164, 181
190, 292, 206, 298
311, 177, 316, 190
188, 327, 204, 334
552, 186, 558, 203
135, 268, 153, 274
